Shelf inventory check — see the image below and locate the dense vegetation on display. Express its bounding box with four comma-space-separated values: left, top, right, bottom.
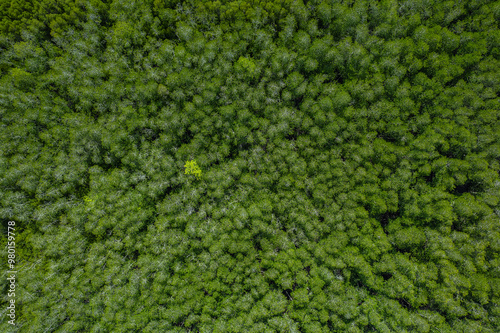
1, 0, 500, 331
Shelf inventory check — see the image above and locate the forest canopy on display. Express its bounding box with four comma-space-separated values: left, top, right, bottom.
1, 0, 500, 332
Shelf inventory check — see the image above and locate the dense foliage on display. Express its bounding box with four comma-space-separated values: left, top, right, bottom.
1, 0, 500, 331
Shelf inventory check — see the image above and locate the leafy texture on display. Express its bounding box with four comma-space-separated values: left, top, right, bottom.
1, 0, 500, 332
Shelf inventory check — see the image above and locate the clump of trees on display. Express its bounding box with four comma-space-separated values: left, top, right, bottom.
1, 0, 500, 332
